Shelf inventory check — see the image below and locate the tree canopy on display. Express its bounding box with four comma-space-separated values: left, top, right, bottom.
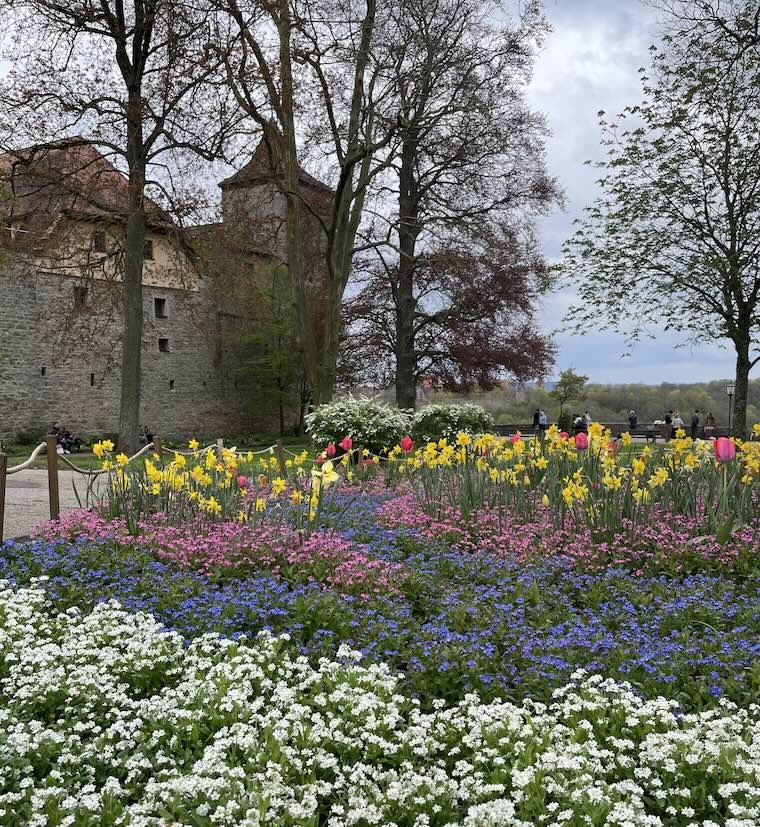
563, 1, 760, 437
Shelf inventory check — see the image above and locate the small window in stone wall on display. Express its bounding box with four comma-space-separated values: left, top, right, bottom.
40, 366, 46, 377
144, 239, 154, 260
169, 379, 175, 391
154, 297, 167, 318
158, 338, 170, 353
73, 285, 88, 308
90, 373, 95, 387
93, 230, 107, 252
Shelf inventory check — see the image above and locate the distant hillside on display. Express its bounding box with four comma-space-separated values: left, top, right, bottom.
425, 379, 760, 427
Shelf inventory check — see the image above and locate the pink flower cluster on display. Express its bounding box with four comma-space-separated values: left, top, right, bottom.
379, 495, 758, 573
35, 510, 406, 598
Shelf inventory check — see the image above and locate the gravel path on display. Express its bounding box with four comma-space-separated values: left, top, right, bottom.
2, 469, 93, 540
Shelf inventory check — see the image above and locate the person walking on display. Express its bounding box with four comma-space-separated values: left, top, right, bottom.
672, 410, 685, 434
628, 410, 638, 431
664, 410, 673, 440
690, 409, 700, 440
705, 411, 716, 438
532, 409, 540, 431
538, 409, 548, 438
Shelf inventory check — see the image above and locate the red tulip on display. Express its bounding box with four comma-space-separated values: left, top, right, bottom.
713, 436, 736, 462
574, 433, 589, 450
510, 434, 521, 445
400, 436, 415, 453
316, 453, 325, 464
326, 443, 337, 457
339, 436, 353, 451
237, 475, 248, 489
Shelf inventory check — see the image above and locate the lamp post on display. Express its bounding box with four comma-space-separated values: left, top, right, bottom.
726, 383, 735, 435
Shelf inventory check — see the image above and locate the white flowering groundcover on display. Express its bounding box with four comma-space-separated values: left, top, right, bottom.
1, 582, 760, 827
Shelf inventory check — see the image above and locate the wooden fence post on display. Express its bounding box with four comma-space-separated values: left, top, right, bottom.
276, 440, 287, 475
152, 436, 163, 467
0, 452, 7, 544
45, 435, 60, 521
216, 438, 224, 456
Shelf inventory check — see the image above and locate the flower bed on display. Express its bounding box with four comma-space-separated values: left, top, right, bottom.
3, 582, 760, 827
5, 493, 760, 709
3, 428, 760, 823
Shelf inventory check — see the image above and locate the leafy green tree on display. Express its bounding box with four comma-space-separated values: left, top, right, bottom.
563, 4, 760, 438
240, 263, 306, 436
549, 368, 588, 428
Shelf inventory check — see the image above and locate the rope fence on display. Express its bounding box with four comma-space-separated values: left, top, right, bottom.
0, 435, 294, 543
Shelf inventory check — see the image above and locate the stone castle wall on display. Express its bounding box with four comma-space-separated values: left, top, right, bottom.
0, 261, 266, 442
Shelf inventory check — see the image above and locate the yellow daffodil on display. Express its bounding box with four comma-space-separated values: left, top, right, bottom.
206, 497, 222, 515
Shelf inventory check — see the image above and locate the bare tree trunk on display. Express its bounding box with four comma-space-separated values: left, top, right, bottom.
118, 106, 146, 454
733, 330, 751, 439
395, 136, 419, 410
316, 0, 378, 406
277, 2, 319, 405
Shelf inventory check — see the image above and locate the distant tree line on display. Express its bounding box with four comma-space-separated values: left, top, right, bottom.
427, 379, 760, 428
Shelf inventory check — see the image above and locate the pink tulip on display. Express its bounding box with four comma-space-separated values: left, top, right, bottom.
339, 436, 353, 451
559, 431, 569, 440
713, 436, 736, 462
236, 475, 248, 489
326, 443, 337, 457
400, 436, 414, 453
510, 434, 520, 445
574, 433, 588, 450
316, 453, 325, 464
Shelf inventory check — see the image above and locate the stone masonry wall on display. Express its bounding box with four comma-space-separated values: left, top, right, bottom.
0, 262, 265, 442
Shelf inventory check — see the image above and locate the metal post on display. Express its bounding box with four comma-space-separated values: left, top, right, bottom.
728, 392, 733, 435
45, 435, 60, 521
0, 452, 7, 544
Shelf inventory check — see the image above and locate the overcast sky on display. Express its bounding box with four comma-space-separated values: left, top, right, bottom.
529, 0, 746, 385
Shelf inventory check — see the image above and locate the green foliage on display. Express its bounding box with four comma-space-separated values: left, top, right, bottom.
411, 402, 494, 443
549, 368, 588, 421
305, 396, 412, 451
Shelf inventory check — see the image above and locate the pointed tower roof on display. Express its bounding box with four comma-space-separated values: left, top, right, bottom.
219, 135, 333, 195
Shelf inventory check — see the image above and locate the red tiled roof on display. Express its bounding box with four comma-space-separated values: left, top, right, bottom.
1, 139, 170, 236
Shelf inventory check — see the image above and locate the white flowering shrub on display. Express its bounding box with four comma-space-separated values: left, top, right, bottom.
2, 581, 760, 826
305, 396, 412, 452
411, 403, 495, 444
